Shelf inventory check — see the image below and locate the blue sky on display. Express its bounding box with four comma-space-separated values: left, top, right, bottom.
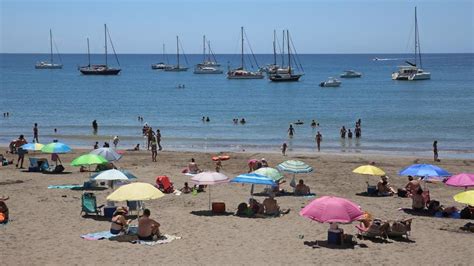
1, 0, 473, 54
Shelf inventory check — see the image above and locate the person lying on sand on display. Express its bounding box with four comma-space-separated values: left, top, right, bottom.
110, 207, 131, 235
0, 196, 9, 223
138, 209, 160, 241
294, 179, 310, 196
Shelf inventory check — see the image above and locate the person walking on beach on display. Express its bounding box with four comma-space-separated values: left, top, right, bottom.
281, 142, 288, 156
92, 120, 98, 133
33, 123, 39, 143
146, 127, 154, 150
340, 126, 347, 138
288, 124, 295, 138
433, 140, 440, 162
156, 129, 162, 151
15, 135, 27, 168
151, 136, 158, 162
316, 131, 322, 152
113, 136, 120, 149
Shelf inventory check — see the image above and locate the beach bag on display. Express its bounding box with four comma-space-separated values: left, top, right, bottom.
397, 189, 408, 198
54, 165, 65, 173
460, 207, 472, 219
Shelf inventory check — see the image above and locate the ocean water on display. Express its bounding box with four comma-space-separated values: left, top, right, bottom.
0, 53, 473, 158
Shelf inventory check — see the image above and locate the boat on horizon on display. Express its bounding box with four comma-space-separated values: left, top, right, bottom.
35, 29, 63, 69
392, 7, 430, 81
340, 70, 362, 78
194, 35, 223, 74
151, 44, 171, 70
319, 77, 341, 87
269, 30, 303, 82
79, 24, 121, 75
227, 27, 264, 79
164, 36, 189, 72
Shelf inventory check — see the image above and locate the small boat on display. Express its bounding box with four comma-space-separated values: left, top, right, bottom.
340, 70, 362, 78
227, 27, 264, 79
164, 36, 189, 72
194, 66, 223, 74
392, 7, 430, 81
269, 30, 303, 82
79, 24, 121, 75
319, 77, 341, 87
151, 44, 171, 69
194, 36, 223, 74
35, 29, 63, 69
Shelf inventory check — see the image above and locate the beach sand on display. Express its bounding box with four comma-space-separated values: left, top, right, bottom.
1, 148, 473, 265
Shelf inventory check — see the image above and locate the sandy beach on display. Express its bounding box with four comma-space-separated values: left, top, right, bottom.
0, 147, 472, 265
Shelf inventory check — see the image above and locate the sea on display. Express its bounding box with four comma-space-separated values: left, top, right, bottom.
0, 53, 473, 158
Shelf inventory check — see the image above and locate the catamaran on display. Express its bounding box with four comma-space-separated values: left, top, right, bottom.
35, 29, 63, 69
392, 7, 430, 81
79, 24, 121, 75
269, 30, 303, 82
164, 36, 189, 72
227, 27, 264, 79
194, 35, 223, 74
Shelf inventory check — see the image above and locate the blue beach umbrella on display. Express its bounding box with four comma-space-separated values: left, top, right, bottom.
21, 143, 45, 151
399, 164, 451, 177
41, 142, 72, 154
231, 173, 277, 186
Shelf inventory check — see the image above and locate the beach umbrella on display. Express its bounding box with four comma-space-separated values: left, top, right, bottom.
90, 169, 137, 181
254, 167, 284, 182
399, 164, 450, 177
352, 165, 385, 176
231, 173, 277, 186
453, 190, 474, 206
71, 154, 108, 166
190, 172, 230, 210
41, 142, 72, 153
90, 148, 122, 162
445, 173, 474, 189
277, 160, 313, 174
106, 182, 164, 201
300, 196, 364, 224
21, 143, 44, 151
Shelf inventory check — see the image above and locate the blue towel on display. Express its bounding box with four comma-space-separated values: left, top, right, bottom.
48, 185, 83, 189
434, 211, 461, 219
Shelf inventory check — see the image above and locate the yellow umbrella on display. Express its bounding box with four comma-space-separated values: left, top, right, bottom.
353, 165, 386, 176
453, 190, 474, 206
106, 182, 164, 201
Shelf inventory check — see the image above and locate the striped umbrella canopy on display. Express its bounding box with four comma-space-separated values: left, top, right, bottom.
254, 167, 284, 181
90, 148, 122, 162
231, 173, 277, 186
277, 160, 313, 174
21, 143, 44, 151
41, 142, 72, 154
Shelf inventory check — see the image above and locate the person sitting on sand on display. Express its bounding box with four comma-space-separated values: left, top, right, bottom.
263, 194, 280, 216
411, 187, 425, 211
0, 196, 9, 224
261, 158, 268, 168
110, 207, 131, 235
93, 142, 99, 149
180, 182, 192, 194
188, 158, 201, 174
377, 176, 396, 196
294, 179, 311, 196
236, 202, 250, 217
134, 144, 140, 151
404, 176, 421, 197
249, 198, 264, 216
138, 209, 160, 241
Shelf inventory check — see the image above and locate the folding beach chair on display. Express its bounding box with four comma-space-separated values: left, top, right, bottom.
126, 200, 143, 216
81, 192, 104, 216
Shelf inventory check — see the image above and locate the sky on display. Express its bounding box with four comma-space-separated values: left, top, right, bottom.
1, 0, 473, 54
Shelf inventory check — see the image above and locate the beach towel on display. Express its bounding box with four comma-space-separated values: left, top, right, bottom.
81, 231, 116, 240
434, 211, 461, 219
48, 184, 83, 189
132, 234, 181, 246
184, 173, 196, 177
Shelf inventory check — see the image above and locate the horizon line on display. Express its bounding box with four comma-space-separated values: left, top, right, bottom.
2, 52, 473, 55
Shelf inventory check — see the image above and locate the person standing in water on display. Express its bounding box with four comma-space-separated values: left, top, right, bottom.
156, 129, 162, 151
315, 131, 322, 152
288, 124, 295, 138
340, 126, 346, 138
92, 120, 98, 133
33, 123, 39, 143
433, 140, 440, 162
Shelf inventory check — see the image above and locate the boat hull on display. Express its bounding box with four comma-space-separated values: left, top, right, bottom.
35, 64, 63, 69
80, 68, 121, 75
227, 74, 264, 79
194, 70, 223, 74
269, 74, 302, 82
164, 67, 188, 72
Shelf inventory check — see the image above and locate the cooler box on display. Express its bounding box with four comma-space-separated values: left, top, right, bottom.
212, 202, 226, 214
104, 206, 117, 218
367, 185, 377, 196
327, 229, 342, 245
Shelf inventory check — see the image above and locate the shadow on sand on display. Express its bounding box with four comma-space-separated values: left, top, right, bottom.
190, 210, 234, 217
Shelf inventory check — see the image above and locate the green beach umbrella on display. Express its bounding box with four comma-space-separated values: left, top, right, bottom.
71, 154, 108, 167
254, 167, 284, 182
41, 142, 72, 154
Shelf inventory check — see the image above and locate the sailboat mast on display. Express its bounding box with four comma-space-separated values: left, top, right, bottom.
104, 24, 108, 67
281, 30, 285, 66
273, 30, 276, 65
50, 29, 53, 64
415, 6, 422, 68
176, 36, 180, 68
87, 38, 91, 67
203, 35, 206, 62
241, 27, 244, 69
287, 30, 291, 74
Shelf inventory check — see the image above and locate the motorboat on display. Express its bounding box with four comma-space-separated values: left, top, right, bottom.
319, 77, 341, 87
35, 29, 63, 69
194, 66, 223, 74
151, 62, 167, 70
340, 70, 362, 78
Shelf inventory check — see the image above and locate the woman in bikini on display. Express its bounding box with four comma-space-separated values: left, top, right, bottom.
110, 207, 131, 235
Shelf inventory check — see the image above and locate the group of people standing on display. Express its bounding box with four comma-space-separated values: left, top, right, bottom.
340, 119, 362, 139
143, 124, 162, 162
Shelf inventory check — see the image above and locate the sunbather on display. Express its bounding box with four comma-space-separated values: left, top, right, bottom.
294, 179, 311, 196
411, 187, 425, 211
404, 175, 421, 197
187, 158, 201, 174
138, 209, 160, 241
0, 196, 9, 223
249, 198, 264, 216
110, 207, 131, 235
263, 194, 280, 216
180, 182, 192, 194
377, 176, 396, 196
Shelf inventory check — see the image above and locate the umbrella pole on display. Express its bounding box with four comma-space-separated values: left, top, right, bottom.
208, 187, 211, 211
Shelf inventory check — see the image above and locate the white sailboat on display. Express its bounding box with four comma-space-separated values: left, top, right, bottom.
194, 35, 223, 74
269, 30, 303, 82
164, 36, 189, 72
151, 44, 171, 70
392, 7, 431, 81
227, 27, 264, 79
35, 29, 63, 69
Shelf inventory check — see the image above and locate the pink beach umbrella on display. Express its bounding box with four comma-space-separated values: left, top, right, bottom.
445, 173, 474, 189
300, 196, 364, 224
191, 172, 230, 210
